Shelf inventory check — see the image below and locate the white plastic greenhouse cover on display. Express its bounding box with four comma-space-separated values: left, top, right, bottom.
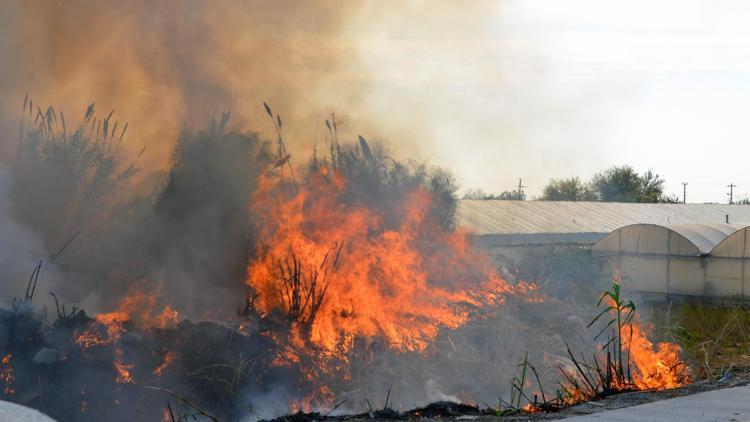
593, 223, 750, 297
592, 223, 747, 257
711, 226, 750, 258
457, 201, 750, 236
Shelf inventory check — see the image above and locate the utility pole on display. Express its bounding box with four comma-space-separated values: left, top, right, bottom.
682, 182, 688, 204
728, 183, 736, 204
516, 178, 526, 200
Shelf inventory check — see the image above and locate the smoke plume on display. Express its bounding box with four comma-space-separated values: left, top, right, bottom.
0, 0, 364, 170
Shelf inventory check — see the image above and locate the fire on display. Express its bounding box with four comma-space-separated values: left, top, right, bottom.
74, 280, 179, 350
624, 319, 692, 390
155, 306, 179, 329
1, 354, 14, 395
243, 168, 537, 411
154, 351, 176, 378
71, 280, 179, 386
597, 293, 691, 391
73, 329, 108, 349
559, 291, 691, 407
114, 349, 134, 384
95, 281, 179, 332
246, 170, 533, 354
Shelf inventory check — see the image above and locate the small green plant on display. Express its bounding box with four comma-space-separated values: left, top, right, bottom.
556, 280, 640, 405
587, 280, 636, 387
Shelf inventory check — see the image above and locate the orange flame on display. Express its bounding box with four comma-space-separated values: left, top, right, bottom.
72, 280, 179, 386
244, 169, 538, 411
74, 280, 179, 350
598, 294, 691, 391
247, 170, 533, 355
563, 308, 691, 405
114, 362, 134, 384
154, 351, 176, 378
96, 280, 179, 331
624, 319, 692, 390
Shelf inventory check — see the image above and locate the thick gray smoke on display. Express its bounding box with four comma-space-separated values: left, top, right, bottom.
4, 105, 274, 319
0, 163, 64, 307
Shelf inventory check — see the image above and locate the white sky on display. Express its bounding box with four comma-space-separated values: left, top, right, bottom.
343, 0, 750, 203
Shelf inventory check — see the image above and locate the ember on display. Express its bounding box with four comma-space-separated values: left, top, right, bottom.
1, 354, 14, 395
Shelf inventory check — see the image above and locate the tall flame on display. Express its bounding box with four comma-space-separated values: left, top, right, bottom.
246, 170, 534, 355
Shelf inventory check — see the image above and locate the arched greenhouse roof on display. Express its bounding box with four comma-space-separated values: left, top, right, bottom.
592, 223, 746, 257
711, 226, 750, 258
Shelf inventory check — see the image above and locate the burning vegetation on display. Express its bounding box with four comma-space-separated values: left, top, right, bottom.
0, 101, 694, 421
555, 282, 692, 409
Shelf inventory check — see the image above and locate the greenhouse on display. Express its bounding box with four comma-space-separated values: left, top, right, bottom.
456, 200, 750, 263
592, 223, 750, 298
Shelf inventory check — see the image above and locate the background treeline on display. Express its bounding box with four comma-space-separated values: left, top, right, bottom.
464, 165, 680, 203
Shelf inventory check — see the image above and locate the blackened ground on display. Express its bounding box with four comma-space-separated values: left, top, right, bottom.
0, 302, 308, 421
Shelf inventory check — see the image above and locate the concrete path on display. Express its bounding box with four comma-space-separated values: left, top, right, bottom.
565, 385, 750, 421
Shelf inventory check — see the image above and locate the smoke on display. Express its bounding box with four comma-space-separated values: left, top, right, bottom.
0, 0, 363, 171
0, 0, 592, 197
0, 163, 64, 307
147, 126, 271, 317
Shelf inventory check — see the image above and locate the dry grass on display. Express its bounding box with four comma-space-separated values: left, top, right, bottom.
653, 300, 750, 378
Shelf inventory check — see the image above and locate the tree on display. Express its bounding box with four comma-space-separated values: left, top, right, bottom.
639, 170, 666, 203
497, 190, 526, 200
591, 165, 665, 203
658, 194, 681, 204
463, 188, 525, 200
541, 177, 596, 201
